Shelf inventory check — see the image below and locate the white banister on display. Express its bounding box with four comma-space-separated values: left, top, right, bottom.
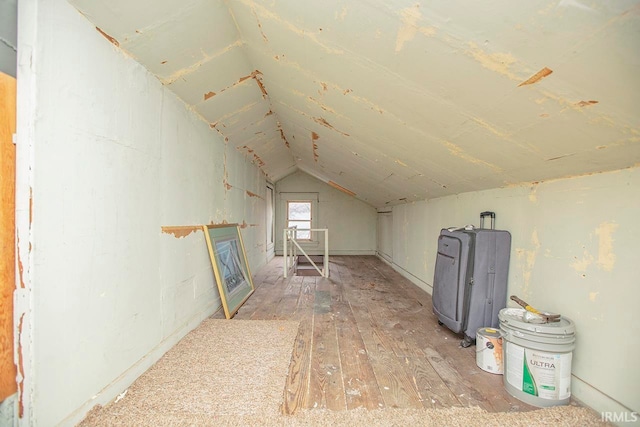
283, 228, 298, 278
283, 228, 287, 278
282, 228, 329, 278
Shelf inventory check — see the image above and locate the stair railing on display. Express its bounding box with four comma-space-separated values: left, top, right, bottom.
283, 228, 329, 278
283, 227, 297, 278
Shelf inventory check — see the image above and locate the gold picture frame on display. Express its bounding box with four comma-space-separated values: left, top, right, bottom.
202, 224, 255, 319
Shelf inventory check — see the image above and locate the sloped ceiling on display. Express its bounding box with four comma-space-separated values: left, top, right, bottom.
68, 0, 640, 207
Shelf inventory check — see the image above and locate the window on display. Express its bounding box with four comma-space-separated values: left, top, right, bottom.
287, 201, 312, 240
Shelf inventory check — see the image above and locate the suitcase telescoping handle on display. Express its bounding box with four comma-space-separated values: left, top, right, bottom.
480, 211, 496, 229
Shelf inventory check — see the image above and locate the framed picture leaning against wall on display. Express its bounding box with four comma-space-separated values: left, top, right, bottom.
202, 224, 255, 319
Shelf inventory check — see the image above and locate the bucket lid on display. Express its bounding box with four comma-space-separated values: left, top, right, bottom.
477, 327, 501, 339
499, 308, 575, 335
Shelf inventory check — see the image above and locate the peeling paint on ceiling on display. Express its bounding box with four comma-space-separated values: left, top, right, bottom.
68, 0, 640, 207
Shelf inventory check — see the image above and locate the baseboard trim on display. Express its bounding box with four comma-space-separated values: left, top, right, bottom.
328, 250, 376, 255
376, 252, 393, 267
571, 375, 638, 425
376, 251, 393, 264
274, 250, 376, 256
375, 253, 433, 295
59, 301, 221, 427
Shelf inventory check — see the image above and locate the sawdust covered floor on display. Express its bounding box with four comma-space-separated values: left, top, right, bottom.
222, 255, 589, 416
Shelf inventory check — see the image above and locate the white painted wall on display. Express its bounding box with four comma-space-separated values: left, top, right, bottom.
15, 0, 268, 425
377, 167, 640, 416
275, 170, 376, 255
377, 211, 393, 262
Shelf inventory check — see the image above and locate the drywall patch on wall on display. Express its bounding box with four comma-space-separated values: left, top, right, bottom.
528, 183, 539, 203
336, 6, 348, 21
571, 248, 594, 274
160, 40, 244, 85
466, 42, 518, 80
246, 190, 263, 199
311, 131, 319, 162
254, 72, 268, 97
571, 222, 618, 275
595, 221, 618, 271
308, 96, 338, 114
250, 2, 269, 43
209, 100, 260, 129
443, 140, 502, 173
238, 145, 266, 167
277, 121, 290, 148
515, 229, 541, 296
536, 89, 597, 112
239, 0, 343, 55
161, 226, 201, 239
395, 4, 436, 52
239, 220, 259, 229
313, 117, 350, 137
471, 117, 510, 139
253, 153, 265, 167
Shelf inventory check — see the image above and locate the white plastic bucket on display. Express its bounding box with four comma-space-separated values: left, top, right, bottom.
499, 308, 576, 407
476, 328, 503, 374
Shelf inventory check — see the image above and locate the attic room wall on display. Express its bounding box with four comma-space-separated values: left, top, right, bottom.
377, 167, 640, 417
275, 170, 376, 255
15, 0, 268, 425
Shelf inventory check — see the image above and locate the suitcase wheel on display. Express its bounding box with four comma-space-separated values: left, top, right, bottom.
461, 335, 474, 348
437, 320, 443, 326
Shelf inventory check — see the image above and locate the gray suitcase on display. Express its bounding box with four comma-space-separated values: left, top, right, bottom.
432, 212, 511, 347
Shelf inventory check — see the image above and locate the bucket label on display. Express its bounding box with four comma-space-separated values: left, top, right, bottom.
476, 331, 503, 374
505, 342, 572, 400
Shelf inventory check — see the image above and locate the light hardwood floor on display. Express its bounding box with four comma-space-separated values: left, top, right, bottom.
213, 255, 535, 414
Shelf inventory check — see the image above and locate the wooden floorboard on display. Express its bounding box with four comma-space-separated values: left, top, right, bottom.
215, 255, 537, 415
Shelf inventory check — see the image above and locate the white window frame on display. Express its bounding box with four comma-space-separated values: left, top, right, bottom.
286, 200, 313, 241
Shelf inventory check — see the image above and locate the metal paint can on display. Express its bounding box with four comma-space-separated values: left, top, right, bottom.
476, 327, 503, 374
499, 308, 576, 407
